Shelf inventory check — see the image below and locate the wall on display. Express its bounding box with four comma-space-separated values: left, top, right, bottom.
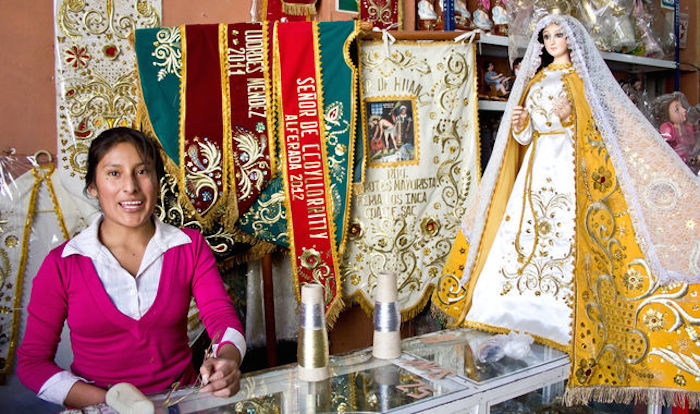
0, 0, 356, 156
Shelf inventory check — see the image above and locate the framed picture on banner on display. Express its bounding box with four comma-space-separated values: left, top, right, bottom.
365, 97, 419, 167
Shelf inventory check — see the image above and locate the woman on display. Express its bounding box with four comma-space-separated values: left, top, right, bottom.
17, 127, 246, 408
433, 14, 699, 406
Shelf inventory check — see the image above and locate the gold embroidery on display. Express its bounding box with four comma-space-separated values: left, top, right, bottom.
152, 27, 182, 81
57, 0, 160, 40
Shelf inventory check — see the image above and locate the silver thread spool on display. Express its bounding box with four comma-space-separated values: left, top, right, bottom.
372, 272, 401, 359
297, 283, 329, 381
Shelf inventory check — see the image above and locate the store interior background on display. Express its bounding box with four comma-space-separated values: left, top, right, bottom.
0, 0, 698, 412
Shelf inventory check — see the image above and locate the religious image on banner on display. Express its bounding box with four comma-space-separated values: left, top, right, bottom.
366, 98, 417, 165
342, 40, 479, 320
54, 0, 162, 199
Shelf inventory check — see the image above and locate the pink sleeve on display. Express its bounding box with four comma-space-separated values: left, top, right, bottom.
16, 248, 69, 394
659, 122, 676, 146
188, 231, 245, 343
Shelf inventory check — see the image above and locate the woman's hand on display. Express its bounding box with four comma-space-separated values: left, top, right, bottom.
512, 106, 529, 132
552, 96, 572, 124
199, 344, 242, 398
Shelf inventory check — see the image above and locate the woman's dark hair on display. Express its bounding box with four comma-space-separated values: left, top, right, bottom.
535, 28, 555, 74
84, 127, 165, 195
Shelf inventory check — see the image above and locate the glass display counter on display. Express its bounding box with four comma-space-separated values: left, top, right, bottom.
63, 328, 570, 413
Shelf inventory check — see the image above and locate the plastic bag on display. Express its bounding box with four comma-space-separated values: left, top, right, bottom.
475, 331, 534, 363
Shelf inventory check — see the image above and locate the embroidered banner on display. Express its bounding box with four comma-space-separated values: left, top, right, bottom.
359, 0, 403, 30
54, 0, 161, 199
135, 23, 275, 262
341, 40, 479, 320
269, 21, 359, 324
262, 0, 312, 21
136, 23, 272, 229
239, 21, 358, 259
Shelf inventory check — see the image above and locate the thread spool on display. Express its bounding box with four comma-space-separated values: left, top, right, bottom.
297, 284, 329, 382
372, 272, 401, 359
105, 382, 154, 414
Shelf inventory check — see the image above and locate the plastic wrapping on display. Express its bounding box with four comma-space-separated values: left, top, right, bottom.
619, 75, 653, 121
475, 331, 534, 363
506, 0, 673, 62
0, 152, 97, 377
632, 0, 663, 58
575, 0, 638, 53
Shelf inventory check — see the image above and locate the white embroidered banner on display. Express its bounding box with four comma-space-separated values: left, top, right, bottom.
342, 40, 479, 319
54, 0, 162, 197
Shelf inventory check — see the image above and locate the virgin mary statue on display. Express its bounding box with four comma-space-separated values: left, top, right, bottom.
433, 14, 700, 407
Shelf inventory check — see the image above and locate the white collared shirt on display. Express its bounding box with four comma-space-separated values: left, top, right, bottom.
38, 215, 246, 405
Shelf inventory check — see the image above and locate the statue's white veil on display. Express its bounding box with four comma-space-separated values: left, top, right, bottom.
461, 14, 700, 286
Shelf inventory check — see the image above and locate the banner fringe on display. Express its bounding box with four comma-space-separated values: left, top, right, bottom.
281, 1, 316, 16
564, 386, 699, 409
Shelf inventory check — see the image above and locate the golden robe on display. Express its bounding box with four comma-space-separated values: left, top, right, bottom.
433, 63, 700, 406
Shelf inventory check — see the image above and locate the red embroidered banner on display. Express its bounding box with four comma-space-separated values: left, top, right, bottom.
225, 23, 273, 215
274, 21, 342, 319
182, 25, 232, 222
263, 0, 310, 21
359, 0, 402, 30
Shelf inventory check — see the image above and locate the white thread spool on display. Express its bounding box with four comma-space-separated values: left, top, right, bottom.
105, 382, 154, 414
372, 272, 402, 359
297, 284, 330, 382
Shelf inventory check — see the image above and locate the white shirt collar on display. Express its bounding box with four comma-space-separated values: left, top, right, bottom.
62, 215, 191, 271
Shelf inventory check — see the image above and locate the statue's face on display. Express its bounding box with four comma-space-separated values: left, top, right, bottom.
542, 23, 569, 61
669, 99, 687, 125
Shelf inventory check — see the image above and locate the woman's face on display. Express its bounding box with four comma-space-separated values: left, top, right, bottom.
88, 142, 158, 233
669, 99, 687, 125
542, 23, 569, 61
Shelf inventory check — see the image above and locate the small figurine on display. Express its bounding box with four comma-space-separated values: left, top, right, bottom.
472, 0, 493, 32
654, 92, 699, 174
418, 0, 438, 20
450, 0, 471, 30
491, 0, 508, 36
483, 61, 511, 100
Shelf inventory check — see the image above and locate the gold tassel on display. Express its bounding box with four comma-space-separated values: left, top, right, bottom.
281, 1, 317, 16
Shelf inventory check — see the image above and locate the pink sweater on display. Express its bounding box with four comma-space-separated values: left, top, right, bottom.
17, 228, 243, 395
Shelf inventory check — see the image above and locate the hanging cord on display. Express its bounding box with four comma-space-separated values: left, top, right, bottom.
454, 29, 484, 54
372, 24, 399, 58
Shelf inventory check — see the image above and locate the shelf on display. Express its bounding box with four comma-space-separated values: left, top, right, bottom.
476, 34, 677, 73
478, 100, 507, 111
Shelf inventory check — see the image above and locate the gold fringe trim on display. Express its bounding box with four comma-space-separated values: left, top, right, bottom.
281, 1, 316, 16
216, 238, 279, 271
335, 20, 361, 259
462, 319, 572, 354
430, 302, 458, 328
564, 386, 699, 409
